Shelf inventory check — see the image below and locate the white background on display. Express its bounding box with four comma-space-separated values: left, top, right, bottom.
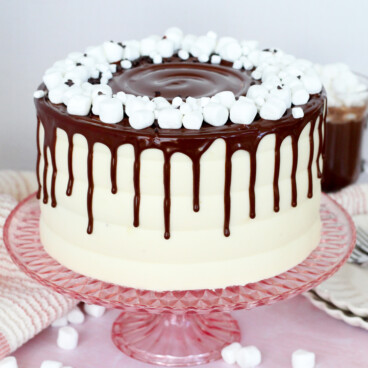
0, 0, 367, 169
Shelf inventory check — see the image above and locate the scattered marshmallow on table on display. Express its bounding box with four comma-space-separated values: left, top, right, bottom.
84, 303, 106, 317
67, 306, 85, 325
292, 349, 315, 368
40, 361, 63, 368
236, 346, 262, 368
57, 326, 79, 350
221, 342, 242, 364
0, 356, 18, 368
51, 316, 68, 328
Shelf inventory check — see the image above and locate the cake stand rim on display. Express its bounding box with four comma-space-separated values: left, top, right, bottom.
3, 192, 356, 314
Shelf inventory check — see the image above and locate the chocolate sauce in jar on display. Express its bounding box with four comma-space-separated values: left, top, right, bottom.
322, 105, 368, 192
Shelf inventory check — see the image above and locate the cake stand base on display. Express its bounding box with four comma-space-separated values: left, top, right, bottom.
4, 194, 355, 366
112, 311, 240, 366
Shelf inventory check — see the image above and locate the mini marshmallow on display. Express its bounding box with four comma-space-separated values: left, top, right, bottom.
43, 71, 63, 90
121, 60, 132, 69
153, 54, 163, 64
0, 356, 18, 368
186, 97, 200, 110
198, 54, 209, 63
98, 98, 124, 124
115, 91, 127, 104
182, 110, 203, 130
200, 97, 211, 107
103, 41, 124, 63
292, 87, 310, 105
165, 27, 183, 49
129, 110, 155, 129
125, 97, 155, 116
86, 45, 107, 63
291, 349, 315, 368
301, 74, 322, 94
40, 361, 63, 368
203, 103, 229, 126
251, 70, 262, 80
215, 91, 236, 108
236, 346, 262, 368
191, 36, 216, 58
181, 34, 197, 51
158, 108, 183, 129
178, 50, 189, 60
211, 55, 221, 64
172, 96, 183, 107
157, 39, 175, 58
51, 316, 68, 328
84, 303, 106, 317
92, 95, 110, 115
140, 36, 159, 56
242, 57, 253, 70
153, 97, 171, 110
233, 60, 243, 70
260, 97, 287, 120
221, 342, 242, 365
33, 90, 45, 99
57, 326, 79, 350
67, 94, 92, 116
64, 65, 90, 84
219, 41, 242, 62
230, 100, 257, 125
124, 45, 140, 61
270, 86, 292, 108
67, 51, 83, 62
292, 107, 304, 119
206, 30, 217, 39
180, 102, 192, 115
247, 85, 269, 100
91, 84, 112, 99
67, 307, 85, 325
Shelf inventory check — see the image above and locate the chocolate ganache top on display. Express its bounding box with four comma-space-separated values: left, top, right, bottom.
109, 61, 251, 100
34, 30, 326, 239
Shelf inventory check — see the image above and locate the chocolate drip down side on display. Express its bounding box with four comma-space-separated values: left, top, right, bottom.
35, 91, 325, 239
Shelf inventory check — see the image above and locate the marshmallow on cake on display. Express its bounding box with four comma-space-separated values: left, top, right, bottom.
34, 28, 326, 291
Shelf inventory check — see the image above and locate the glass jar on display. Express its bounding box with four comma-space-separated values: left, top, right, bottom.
322, 74, 368, 192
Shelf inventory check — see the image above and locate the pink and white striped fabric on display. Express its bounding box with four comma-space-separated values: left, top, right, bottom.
0, 171, 76, 359
330, 183, 368, 217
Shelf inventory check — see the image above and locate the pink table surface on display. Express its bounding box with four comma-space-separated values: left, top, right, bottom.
13, 295, 368, 368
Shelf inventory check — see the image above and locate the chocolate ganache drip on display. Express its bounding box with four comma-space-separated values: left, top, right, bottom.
35, 56, 326, 239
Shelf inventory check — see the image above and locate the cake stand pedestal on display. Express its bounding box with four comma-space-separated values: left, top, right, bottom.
4, 194, 355, 367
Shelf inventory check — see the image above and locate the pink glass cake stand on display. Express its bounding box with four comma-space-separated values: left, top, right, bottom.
4, 194, 355, 367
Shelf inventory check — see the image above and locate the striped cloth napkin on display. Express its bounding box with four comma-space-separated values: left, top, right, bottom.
0, 171, 76, 359
330, 183, 368, 217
